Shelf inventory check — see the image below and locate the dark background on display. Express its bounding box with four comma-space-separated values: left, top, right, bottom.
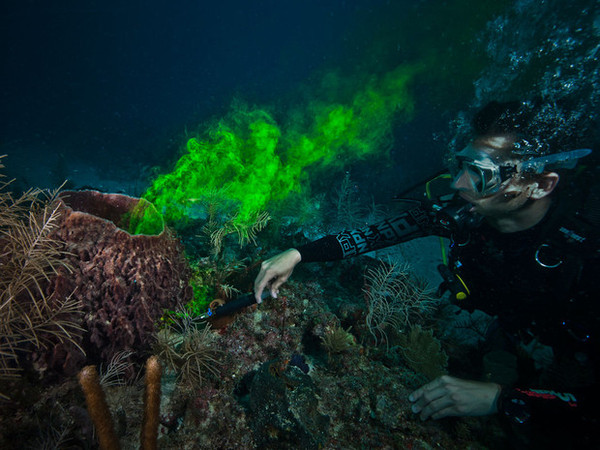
0, 0, 483, 197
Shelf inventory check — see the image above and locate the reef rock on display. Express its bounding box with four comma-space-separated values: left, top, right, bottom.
246, 359, 329, 449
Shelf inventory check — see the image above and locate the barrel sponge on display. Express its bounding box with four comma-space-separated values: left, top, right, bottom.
46, 190, 192, 371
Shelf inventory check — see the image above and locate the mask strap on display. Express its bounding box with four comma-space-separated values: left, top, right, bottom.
518, 148, 592, 174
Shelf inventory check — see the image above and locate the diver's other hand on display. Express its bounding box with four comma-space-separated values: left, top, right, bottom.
408, 375, 501, 420
254, 248, 302, 303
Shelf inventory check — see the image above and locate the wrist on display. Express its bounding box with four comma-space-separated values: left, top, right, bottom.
493, 385, 504, 414
497, 387, 531, 424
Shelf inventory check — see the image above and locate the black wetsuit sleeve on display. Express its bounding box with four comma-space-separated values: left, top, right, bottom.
298, 204, 438, 263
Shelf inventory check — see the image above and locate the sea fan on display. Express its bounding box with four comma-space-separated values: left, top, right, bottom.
364, 261, 436, 348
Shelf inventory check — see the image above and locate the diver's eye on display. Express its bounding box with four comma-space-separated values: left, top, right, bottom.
480, 168, 496, 186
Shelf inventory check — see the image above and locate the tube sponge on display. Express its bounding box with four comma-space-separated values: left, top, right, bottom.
78, 365, 121, 450
140, 355, 162, 450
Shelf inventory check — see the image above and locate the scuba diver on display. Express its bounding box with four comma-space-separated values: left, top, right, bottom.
253, 100, 600, 446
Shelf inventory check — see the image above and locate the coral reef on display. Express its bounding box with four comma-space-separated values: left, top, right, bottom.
0, 169, 506, 449
0, 275, 504, 449
149, 279, 494, 449
77, 356, 163, 450
154, 319, 222, 389
41, 190, 192, 373
364, 260, 436, 346
398, 325, 448, 381
247, 360, 329, 449
320, 324, 356, 356
0, 158, 83, 394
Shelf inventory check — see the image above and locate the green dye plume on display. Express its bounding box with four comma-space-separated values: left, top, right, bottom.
144, 63, 424, 229
145, 107, 282, 226
122, 198, 165, 236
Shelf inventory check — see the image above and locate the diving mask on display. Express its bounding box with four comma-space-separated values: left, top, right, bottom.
450, 144, 592, 197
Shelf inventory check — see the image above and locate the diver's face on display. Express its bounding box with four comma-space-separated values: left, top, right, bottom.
452, 136, 533, 217
458, 179, 534, 218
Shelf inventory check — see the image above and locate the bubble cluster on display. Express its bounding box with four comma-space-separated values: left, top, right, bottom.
449, 0, 599, 155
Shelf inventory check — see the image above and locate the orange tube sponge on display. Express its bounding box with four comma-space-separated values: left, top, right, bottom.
78, 365, 121, 450
140, 355, 162, 450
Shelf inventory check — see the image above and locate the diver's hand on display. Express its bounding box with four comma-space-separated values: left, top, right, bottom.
254, 248, 302, 303
409, 375, 501, 420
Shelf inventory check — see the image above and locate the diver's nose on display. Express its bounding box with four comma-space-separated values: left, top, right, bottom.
451, 170, 473, 192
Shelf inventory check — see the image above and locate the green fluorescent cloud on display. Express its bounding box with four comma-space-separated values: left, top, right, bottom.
144, 63, 424, 227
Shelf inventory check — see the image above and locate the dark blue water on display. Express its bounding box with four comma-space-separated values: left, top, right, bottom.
1, 0, 598, 202
1, 0, 396, 192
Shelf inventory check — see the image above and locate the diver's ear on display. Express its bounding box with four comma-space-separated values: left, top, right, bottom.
530, 172, 559, 199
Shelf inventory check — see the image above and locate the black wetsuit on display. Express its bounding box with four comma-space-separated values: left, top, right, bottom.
296, 190, 600, 447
